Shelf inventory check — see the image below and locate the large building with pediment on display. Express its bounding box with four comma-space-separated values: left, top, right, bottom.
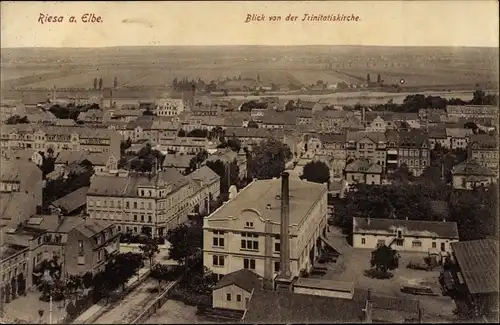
202, 172, 328, 282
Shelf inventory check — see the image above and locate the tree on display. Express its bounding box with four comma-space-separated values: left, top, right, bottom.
150, 264, 172, 290
139, 238, 160, 269
370, 245, 399, 273
247, 120, 259, 128
113, 76, 118, 89
187, 128, 209, 138
187, 150, 208, 174
302, 161, 330, 185
388, 164, 414, 183
206, 159, 239, 194
251, 138, 292, 180
93, 78, 98, 90
120, 139, 132, 153
178, 129, 186, 137
166, 222, 203, 266
98, 78, 103, 91
285, 100, 295, 111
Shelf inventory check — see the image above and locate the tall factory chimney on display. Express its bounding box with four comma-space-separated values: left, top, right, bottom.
109, 89, 113, 109
191, 84, 196, 110
275, 171, 294, 291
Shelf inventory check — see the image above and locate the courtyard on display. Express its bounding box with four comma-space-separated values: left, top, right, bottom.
2, 290, 67, 324
315, 228, 458, 322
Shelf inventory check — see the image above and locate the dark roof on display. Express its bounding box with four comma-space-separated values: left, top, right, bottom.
353, 217, 459, 239
397, 130, 429, 147
452, 159, 496, 176
51, 187, 89, 213
213, 269, 261, 293
450, 239, 499, 294
353, 289, 421, 315
243, 289, 365, 323
469, 134, 498, 149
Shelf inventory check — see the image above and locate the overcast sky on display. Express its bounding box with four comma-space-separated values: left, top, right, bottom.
1, 1, 498, 48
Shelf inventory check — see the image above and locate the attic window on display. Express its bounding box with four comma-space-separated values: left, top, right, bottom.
245, 221, 254, 228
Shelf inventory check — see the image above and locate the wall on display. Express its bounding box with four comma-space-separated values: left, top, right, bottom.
353, 233, 458, 253
212, 284, 252, 311
293, 286, 353, 300
65, 229, 94, 276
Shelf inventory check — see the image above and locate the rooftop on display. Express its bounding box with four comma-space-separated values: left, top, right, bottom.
213, 269, 261, 293
452, 159, 496, 177
450, 239, 499, 294
345, 159, 383, 174
243, 289, 365, 323
294, 278, 354, 293
50, 187, 89, 214
206, 177, 326, 230
353, 217, 459, 239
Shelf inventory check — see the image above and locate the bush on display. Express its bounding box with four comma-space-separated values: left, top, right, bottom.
364, 268, 394, 279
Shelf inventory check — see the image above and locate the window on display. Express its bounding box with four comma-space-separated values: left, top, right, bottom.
274, 261, 280, 272
148, 216, 152, 222
412, 240, 422, 247
237, 294, 242, 302
78, 240, 84, 255
140, 202, 144, 210
226, 293, 231, 301
245, 221, 254, 228
213, 231, 225, 248
361, 238, 366, 245
241, 232, 259, 250
133, 202, 137, 209
243, 258, 256, 270
274, 242, 280, 252
148, 202, 152, 210
432, 242, 436, 248
133, 215, 138, 221
377, 240, 385, 247
126, 202, 129, 209
140, 215, 145, 222
212, 255, 225, 267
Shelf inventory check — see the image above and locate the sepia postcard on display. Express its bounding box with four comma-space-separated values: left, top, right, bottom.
0, 0, 499, 324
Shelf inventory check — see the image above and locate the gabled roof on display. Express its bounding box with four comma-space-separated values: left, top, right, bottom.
50, 187, 89, 214
450, 239, 499, 294
452, 159, 496, 176
345, 159, 383, 174
353, 217, 459, 239
213, 269, 261, 292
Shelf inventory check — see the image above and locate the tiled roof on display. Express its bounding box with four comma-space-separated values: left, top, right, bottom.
88, 168, 188, 197
213, 269, 261, 292
225, 127, 271, 139
317, 133, 346, 144
55, 150, 89, 165
346, 131, 386, 143
450, 239, 499, 294
187, 165, 220, 186
162, 153, 194, 168
206, 177, 326, 232
452, 159, 496, 176
0, 192, 34, 223
51, 187, 89, 213
397, 130, 429, 147
73, 218, 113, 238
469, 134, 498, 148
243, 289, 365, 323
353, 217, 459, 239
445, 128, 473, 138
428, 127, 447, 139
345, 159, 383, 174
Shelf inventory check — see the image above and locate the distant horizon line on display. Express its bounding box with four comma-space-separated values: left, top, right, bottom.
2, 44, 499, 50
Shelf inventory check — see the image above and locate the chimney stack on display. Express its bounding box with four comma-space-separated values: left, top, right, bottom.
109, 89, 113, 109
279, 171, 291, 279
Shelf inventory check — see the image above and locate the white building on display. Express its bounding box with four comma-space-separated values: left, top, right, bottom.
203, 172, 328, 282
352, 217, 459, 254
154, 99, 185, 117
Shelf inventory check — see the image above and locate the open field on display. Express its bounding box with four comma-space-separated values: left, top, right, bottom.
1, 45, 497, 95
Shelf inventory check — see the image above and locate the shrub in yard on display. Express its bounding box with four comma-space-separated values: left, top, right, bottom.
65, 301, 78, 318
364, 268, 394, 279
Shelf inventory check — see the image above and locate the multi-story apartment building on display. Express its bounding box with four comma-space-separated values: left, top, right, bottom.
396, 130, 430, 177
365, 115, 388, 133
1, 159, 43, 209
77, 109, 105, 125
306, 133, 346, 179
446, 128, 473, 150
86, 167, 220, 237
1, 214, 119, 300
203, 173, 328, 282
345, 131, 386, 168
158, 137, 210, 154
446, 105, 499, 120
467, 134, 499, 175
0, 124, 121, 156
344, 159, 383, 185
180, 115, 227, 132
125, 118, 180, 145
154, 99, 185, 117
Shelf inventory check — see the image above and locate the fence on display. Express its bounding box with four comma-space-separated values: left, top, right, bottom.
129, 279, 180, 324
